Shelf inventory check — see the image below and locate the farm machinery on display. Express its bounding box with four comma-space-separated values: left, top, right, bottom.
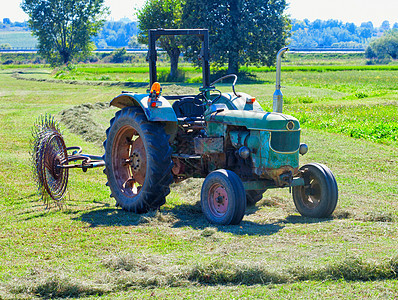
32, 29, 338, 225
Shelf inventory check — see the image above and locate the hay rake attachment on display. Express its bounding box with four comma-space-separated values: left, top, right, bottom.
31, 115, 104, 207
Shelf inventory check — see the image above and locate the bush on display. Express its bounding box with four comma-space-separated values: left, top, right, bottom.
157, 69, 186, 82
110, 47, 130, 63
3, 59, 14, 65
0, 43, 11, 49
366, 29, 398, 62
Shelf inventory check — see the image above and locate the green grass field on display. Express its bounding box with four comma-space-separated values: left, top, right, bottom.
0, 57, 397, 299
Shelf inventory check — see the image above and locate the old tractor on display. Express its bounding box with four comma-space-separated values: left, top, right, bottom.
32, 29, 338, 225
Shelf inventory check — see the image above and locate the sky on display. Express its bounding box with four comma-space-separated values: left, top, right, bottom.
0, 0, 397, 27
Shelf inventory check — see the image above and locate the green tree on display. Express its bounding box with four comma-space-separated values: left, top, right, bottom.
21, 0, 108, 65
366, 29, 398, 61
381, 20, 390, 32
137, 0, 184, 79
181, 0, 290, 74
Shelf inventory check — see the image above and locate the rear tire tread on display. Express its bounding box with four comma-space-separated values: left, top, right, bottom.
103, 107, 173, 213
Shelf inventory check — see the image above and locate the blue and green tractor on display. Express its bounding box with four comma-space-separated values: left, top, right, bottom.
33, 29, 338, 225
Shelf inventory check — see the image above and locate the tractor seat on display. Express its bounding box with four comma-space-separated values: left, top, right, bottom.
172, 97, 206, 122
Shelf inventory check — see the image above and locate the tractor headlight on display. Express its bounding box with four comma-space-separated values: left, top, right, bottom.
299, 143, 308, 155
238, 146, 250, 159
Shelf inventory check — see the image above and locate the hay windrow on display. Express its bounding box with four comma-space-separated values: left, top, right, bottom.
7, 255, 397, 298
59, 102, 113, 145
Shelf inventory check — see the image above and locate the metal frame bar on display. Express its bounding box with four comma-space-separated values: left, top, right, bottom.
148, 29, 210, 89
58, 147, 105, 171
242, 177, 305, 190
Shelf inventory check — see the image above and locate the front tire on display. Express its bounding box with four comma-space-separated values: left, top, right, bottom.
201, 169, 246, 225
103, 107, 173, 213
292, 163, 338, 218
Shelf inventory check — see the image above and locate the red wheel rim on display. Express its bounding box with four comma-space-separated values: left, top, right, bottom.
112, 125, 146, 198
208, 183, 229, 217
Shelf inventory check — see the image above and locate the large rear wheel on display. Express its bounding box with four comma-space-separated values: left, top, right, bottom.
103, 107, 173, 213
292, 163, 338, 218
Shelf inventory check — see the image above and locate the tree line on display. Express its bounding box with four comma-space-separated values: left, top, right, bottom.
4, 17, 396, 51
290, 19, 398, 49
93, 18, 398, 50
92, 20, 139, 48
3, 0, 397, 70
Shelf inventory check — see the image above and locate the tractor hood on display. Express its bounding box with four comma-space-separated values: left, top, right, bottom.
207, 110, 300, 131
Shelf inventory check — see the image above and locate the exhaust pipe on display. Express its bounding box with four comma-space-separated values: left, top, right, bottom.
273, 47, 288, 113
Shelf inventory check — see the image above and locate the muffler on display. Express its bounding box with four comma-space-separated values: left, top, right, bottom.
273, 47, 288, 113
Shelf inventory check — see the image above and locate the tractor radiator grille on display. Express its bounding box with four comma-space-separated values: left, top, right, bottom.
270, 131, 300, 153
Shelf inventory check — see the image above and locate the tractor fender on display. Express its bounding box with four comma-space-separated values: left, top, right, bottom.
110, 92, 178, 122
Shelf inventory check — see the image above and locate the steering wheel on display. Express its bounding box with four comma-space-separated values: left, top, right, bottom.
210, 74, 239, 98
195, 74, 239, 105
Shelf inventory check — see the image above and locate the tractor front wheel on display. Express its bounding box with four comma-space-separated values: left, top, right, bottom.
103, 107, 173, 213
201, 169, 246, 225
292, 163, 338, 218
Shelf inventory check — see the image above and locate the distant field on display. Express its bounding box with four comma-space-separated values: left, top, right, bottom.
48, 59, 398, 86
0, 31, 37, 48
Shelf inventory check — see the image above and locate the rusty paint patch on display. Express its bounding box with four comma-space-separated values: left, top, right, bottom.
256, 165, 299, 187
194, 137, 224, 154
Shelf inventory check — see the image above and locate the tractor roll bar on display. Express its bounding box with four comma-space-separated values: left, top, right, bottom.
148, 29, 210, 88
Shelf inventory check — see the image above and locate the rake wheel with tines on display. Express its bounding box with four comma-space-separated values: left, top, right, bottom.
31, 115, 105, 208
